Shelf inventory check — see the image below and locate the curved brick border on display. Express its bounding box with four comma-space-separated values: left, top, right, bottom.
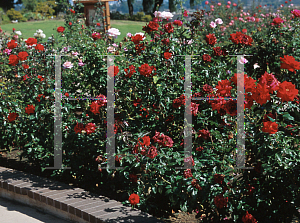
0, 166, 164, 223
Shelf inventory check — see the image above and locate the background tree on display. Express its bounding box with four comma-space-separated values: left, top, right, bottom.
127, 0, 134, 17
152, 0, 163, 15
0, 0, 22, 12
169, 0, 176, 12
35, 0, 56, 17
142, 0, 154, 15
190, 0, 195, 9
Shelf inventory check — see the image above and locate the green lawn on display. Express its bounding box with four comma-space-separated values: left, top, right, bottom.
0, 19, 148, 43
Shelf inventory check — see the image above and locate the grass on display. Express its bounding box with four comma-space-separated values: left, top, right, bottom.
0, 19, 148, 43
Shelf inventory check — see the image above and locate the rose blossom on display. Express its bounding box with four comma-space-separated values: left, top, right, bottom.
63, 61, 73, 69
210, 21, 217, 28
215, 18, 223, 24
239, 57, 248, 64
205, 1, 209, 4
107, 28, 121, 39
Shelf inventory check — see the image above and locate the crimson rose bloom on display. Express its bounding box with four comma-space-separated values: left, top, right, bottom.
242, 211, 257, 223
92, 32, 101, 40
7, 40, 18, 49
142, 21, 159, 33
90, 101, 102, 115
213, 47, 223, 56
164, 51, 172, 60
198, 129, 210, 140
206, 33, 217, 46
25, 38, 37, 46
57, 26, 65, 33
276, 81, 299, 102
139, 63, 156, 77
184, 169, 193, 178
214, 194, 228, 209
224, 99, 237, 116
8, 113, 18, 122
18, 51, 29, 61
35, 44, 44, 52
74, 122, 85, 134
163, 23, 174, 33
147, 145, 158, 159
128, 193, 140, 205
25, 105, 35, 115
22, 64, 29, 69
124, 65, 136, 78
262, 121, 278, 134
173, 20, 183, 26
251, 83, 271, 105
9, 55, 19, 66
131, 34, 144, 44
272, 17, 284, 25
229, 32, 253, 46
216, 79, 232, 97
161, 38, 170, 45
202, 54, 211, 62
258, 71, 280, 94
85, 123, 96, 135
280, 55, 300, 73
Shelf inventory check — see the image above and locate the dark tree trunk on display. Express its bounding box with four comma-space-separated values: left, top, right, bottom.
143, 0, 154, 15
169, 0, 176, 12
190, 0, 195, 9
128, 0, 134, 17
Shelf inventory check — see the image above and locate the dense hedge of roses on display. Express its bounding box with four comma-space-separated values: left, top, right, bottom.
1, 1, 300, 222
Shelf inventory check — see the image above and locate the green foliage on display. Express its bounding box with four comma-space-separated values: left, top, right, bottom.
35, 0, 56, 17
141, 14, 152, 22
22, 12, 36, 21
6, 8, 24, 21
0, 8, 11, 24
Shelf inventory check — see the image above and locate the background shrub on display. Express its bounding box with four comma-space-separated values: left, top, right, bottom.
6, 8, 24, 21
0, 8, 11, 25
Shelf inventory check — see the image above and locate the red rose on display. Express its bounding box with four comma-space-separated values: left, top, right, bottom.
23, 74, 30, 81
202, 54, 211, 62
36, 94, 45, 102
173, 20, 183, 26
124, 65, 136, 78
92, 32, 101, 40
163, 23, 174, 33
242, 28, 247, 33
147, 145, 158, 159
25, 38, 37, 46
128, 193, 140, 205
22, 64, 29, 69
251, 83, 271, 105
25, 105, 35, 115
198, 129, 210, 140
214, 194, 228, 209
216, 79, 232, 97
142, 21, 159, 33
139, 63, 156, 77
206, 33, 217, 46
57, 26, 65, 33
65, 92, 69, 97
258, 71, 280, 94
74, 122, 85, 134
37, 75, 44, 81
90, 101, 102, 115
164, 51, 172, 60
69, 22, 72, 26
196, 146, 204, 151
262, 121, 278, 134
213, 47, 223, 56
7, 40, 18, 49
229, 32, 253, 46
242, 211, 257, 223
214, 174, 224, 184
35, 44, 45, 52
8, 55, 19, 66
13, 28, 15, 31
224, 99, 237, 116
131, 34, 144, 44
8, 112, 18, 122
184, 169, 193, 178
107, 65, 119, 77
183, 156, 195, 167
280, 55, 300, 73
273, 17, 284, 25
85, 123, 96, 135
18, 51, 29, 61
97, 22, 101, 26
276, 81, 298, 102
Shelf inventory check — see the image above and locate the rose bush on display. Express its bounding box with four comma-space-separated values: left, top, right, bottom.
1, 0, 300, 222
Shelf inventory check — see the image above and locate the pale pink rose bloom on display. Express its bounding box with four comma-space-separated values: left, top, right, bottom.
291, 4, 294, 6
238, 57, 248, 64
72, 51, 79, 56
127, 33, 132, 37
215, 18, 223, 24
205, 1, 209, 5
229, 22, 233, 26
239, 17, 244, 21
226, 5, 230, 8
227, 1, 231, 5
211, 8, 214, 11
217, 2, 221, 6
210, 5, 214, 8
210, 21, 217, 28
63, 61, 73, 69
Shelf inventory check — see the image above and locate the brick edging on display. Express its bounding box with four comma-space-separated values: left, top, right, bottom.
0, 166, 164, 223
